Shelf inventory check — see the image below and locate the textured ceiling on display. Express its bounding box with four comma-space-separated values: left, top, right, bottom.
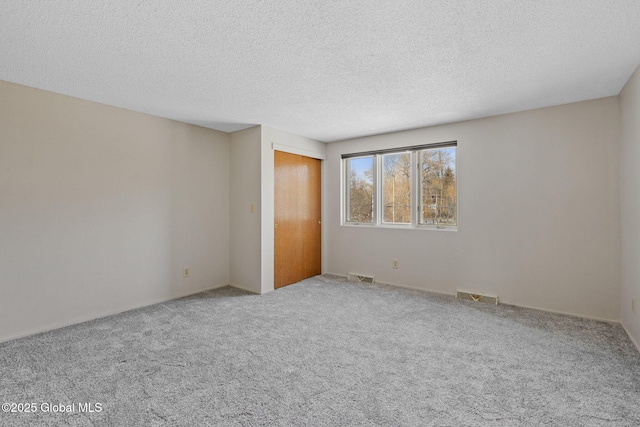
1, 1, 639, 142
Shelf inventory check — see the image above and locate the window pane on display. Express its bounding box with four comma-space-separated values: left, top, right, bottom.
420, 147, 457, 226
382, 152, 412, 224
346, 157, 374, 222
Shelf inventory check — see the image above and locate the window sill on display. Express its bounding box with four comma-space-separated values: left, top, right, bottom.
341, 223, 458, 232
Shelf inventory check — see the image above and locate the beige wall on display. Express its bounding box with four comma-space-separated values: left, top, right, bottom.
229, 126, 262, 293
0, 81, 230, 342
620, 65, 640, 349
326, 97, 621, 321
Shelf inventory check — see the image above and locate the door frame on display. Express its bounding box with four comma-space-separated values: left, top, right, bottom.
274, 150, 322, 289
262, 142, 326, 293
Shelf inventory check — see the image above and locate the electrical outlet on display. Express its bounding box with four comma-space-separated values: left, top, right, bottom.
183, 268, 190, 278
633, 298, 637, 314
251, 204, 255, 213
392, 259, 399, 269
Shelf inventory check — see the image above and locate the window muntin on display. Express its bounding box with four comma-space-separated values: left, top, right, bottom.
345, 156, 374, 223
342, 143, 457, 229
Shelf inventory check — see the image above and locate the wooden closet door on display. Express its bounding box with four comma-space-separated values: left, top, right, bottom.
274, 151, 321, 289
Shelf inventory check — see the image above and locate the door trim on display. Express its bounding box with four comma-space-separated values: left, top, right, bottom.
271, 143, 326, 160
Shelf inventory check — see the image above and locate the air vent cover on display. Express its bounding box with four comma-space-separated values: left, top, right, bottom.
348, 273, 375, 283
456, 290, 498, 305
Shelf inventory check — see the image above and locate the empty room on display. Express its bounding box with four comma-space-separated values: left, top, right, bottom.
1, 1, 640, 426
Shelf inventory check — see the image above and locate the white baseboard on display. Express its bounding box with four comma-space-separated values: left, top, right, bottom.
228, 283, 261, 294
325, 273, 620, 324
499, 301, 620, 324
375, 279, 457, 298
622, 322, 640, 354
0, 282, 228, 344
327, 272, 459, 299
323, 272, 347, 278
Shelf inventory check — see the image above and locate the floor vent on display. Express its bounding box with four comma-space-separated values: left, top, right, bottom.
456, 290, 499, 305
348, 273, 375, 283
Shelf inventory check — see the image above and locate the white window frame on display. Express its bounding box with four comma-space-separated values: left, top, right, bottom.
341, 142, 457, 231
344, 155, 376, 224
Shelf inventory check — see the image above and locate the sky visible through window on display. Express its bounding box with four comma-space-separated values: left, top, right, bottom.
436, 148, 456, 172
350, 157, 373, 178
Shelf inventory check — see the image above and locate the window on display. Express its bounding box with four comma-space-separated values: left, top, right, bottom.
342, 142, 457, 229
382, 152, 412, 224
345, 156, 374, 223
419, 146, 457, 226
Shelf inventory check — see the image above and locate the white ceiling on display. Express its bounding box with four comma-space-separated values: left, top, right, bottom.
1, 1, 639, 142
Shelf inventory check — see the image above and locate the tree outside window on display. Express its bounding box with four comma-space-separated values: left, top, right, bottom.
343, 143, 457, 229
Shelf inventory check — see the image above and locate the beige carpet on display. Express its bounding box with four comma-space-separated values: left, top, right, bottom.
1, 275, 639, 426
